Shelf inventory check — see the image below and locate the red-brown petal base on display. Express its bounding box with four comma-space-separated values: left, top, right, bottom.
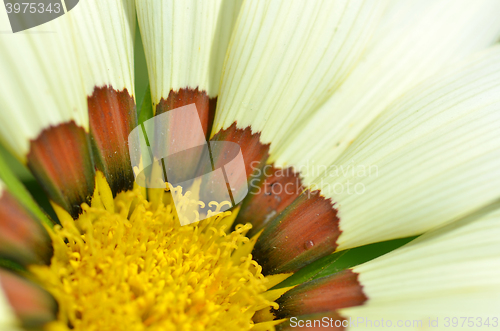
210, 122, 270, 183
27, 121, 95, 219
237, 165, 304, 237
0, 269, 57, 328
0, 191, 51, 265
156, 88, 217, 138
252, 191, 340, 275
273, 270, 367, 319
88, 86, 137, 195
210, 123, 341, 274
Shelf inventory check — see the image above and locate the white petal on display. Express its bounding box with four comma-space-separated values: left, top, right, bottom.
0, 278, 20, 331
273, 0, 500, 178
317, 46, 500, 250
68, 0, 136, 96
0, 10, 87, 162
340, 205, 500, 328
136, 0, 242, 105
212, 0, 385, 146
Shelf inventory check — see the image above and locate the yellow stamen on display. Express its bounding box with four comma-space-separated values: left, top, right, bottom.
31, 173, 277, 330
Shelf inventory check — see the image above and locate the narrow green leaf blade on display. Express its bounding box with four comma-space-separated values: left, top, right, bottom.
272, 236, 417, 289
0, 150, 53, 228
138, 84, 153, 125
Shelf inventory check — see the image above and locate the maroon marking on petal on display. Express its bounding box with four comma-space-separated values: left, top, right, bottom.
0, 191, 51, 265
0, 269, 57, 328
88, 86, 137, 195
273, 270, 367, 319
210, 122, 270, 182
237, 165, 305, 236
156, 88, 217, 138
276, 312, 347, 330
27, 121, 95, 219
210, 123, 340, 275
252, 191, 340, 275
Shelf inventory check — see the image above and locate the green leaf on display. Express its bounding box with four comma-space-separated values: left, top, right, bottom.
134, 18, 150, 110
272, 236, 417, 289
138, 84, 153, 125
313, 236, 417, 279
0, 144, 33, 181
0, 150, 53, 228
270, 250, 348, 290
0, 258, 25, 273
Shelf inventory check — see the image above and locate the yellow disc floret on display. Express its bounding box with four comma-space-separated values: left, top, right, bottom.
31, 173, 278, 331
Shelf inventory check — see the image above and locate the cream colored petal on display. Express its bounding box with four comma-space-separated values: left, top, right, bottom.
316, 46, 500, 250
0, 10, 87, 162
273, 0, 500, 177
341, 290, 500, 331
212, 0, 385, 145
136, 0, 242, 106
0, 277, 20, 331
68, 0, 136, 96
340, 205, 500, 330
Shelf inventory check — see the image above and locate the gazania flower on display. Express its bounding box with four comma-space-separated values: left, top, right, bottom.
1, 0, 500, 330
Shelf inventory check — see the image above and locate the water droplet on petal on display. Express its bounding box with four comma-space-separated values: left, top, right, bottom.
304, 240, 314, 250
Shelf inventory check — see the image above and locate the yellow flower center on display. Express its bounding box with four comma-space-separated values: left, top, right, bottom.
31, 173, 279, 331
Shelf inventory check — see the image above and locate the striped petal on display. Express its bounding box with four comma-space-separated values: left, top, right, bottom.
323, 46, 500, 250
213, 0, 384, 148
212, 0, 385, 232
0, 180, 51, 266
0, 10, 94, 218
238, 0, 500, 239
69, 0, 135, 97
272, 0, 500, 177
69, 0, 138, 195
273, 203, 500, 324
338, 203, 500, 327
240, 0, 500, 239
0, 9, 87, 160
136, 0, 242, 136
251, 45, 500, 274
